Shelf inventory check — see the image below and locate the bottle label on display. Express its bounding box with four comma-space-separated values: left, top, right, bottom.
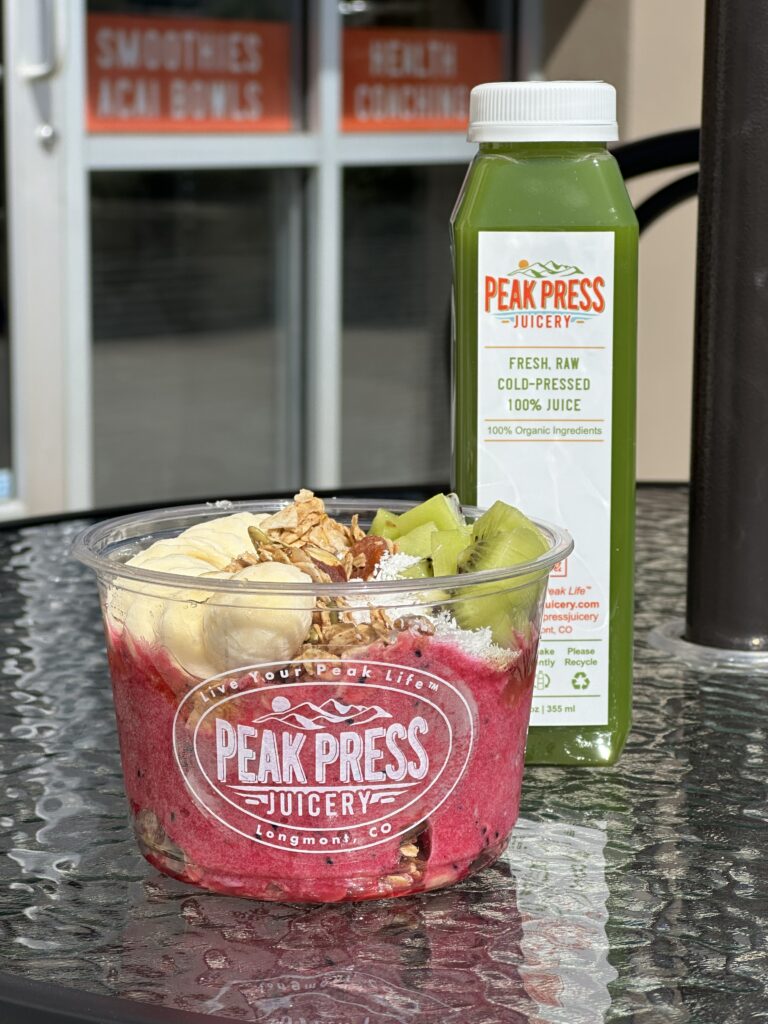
476, 231, 614, 727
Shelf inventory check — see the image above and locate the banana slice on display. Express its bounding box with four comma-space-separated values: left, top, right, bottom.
158, 574, 230, 681
203, 562, 314, 672
113, 554, 213, 647
183, 529, 250, 560
186, 513, 265, 537
227, 512, 269, 528
184, 513, 269, 560
130, 537, 232, 570
185, 524, 252, 558
107, 512, 273, 643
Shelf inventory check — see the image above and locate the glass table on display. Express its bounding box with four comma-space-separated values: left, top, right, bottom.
1, 486, 766, 1023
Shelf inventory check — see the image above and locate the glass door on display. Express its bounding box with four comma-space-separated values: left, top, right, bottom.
86, 0, 304, 507
338, 0, 513, 488
81, 2, 303, 505
4, 0, 514, 516
5, 0, 307, 515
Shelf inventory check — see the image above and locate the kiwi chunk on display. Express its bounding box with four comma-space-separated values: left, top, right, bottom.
453, 579, 542, 646
508, 526, 549, 561
397, 523, 438, 558
452, 581, 523, 642
369, 508, 401, 540
453, 530, 549, 645
400, 558, 433, 579
431, 526, 472, 577
458, 529, 546, 573
395, 493, 464, 537
472, 500, 542, 544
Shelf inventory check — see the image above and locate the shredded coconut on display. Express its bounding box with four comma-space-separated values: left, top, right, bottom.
368, 554, 516, 668
427, 609, 516, 670
343, 580, 373, 625
372, 551, 423, 581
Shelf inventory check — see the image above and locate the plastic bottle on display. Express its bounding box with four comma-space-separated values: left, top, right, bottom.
451, 81, 638, 765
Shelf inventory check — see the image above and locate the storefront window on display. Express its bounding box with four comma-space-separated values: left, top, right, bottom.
91, 169, 300, 506
341, 164, 466, 487
6, 2, 516, 514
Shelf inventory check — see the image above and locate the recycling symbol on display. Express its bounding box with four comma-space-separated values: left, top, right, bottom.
571, 671, 591, 690
535, 670, 551, 691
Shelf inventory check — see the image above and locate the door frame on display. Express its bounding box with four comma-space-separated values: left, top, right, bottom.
5, 0, 90, 516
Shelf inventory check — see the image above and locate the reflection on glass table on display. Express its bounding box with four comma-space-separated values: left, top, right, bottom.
116, 822, 613, 1022
5, 812, 613, 1024
1, 487, 767, 1022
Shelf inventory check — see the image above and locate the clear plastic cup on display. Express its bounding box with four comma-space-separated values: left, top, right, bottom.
74, 499, 572, 903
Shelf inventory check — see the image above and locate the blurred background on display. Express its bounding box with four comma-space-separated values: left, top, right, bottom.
0, 0, 703, 518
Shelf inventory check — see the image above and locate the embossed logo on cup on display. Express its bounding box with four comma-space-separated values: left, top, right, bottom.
173, 659, 475, 854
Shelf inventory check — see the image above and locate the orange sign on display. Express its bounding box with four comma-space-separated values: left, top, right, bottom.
342, 28, 503, 132
87, 15, 292, 133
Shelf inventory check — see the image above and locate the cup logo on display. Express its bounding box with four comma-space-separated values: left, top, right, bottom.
173, 659, 475, 854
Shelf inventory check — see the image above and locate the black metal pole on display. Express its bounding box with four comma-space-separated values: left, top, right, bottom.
687, 0, 768, 650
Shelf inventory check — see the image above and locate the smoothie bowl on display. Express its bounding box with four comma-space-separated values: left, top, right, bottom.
74, 491, 572, 903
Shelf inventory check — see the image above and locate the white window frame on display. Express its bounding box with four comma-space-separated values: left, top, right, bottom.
5, 0, 493, 516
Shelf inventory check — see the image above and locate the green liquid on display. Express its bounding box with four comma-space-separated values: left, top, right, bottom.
451, 142, 638, 766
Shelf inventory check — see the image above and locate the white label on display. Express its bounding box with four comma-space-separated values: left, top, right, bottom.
476, 231, 614, 727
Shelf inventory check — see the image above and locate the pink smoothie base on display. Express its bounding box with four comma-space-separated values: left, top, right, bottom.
106, 625, 538, 903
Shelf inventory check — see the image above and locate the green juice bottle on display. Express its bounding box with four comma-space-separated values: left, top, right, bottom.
451, 82, 638, 765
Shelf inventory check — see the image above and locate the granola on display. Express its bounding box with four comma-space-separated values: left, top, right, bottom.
226, 491, 399, 664
227, 490, 394, 587
257, 489, 368, 558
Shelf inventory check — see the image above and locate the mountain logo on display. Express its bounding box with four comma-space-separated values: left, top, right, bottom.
253, 696, 392, 731
509, 259, 583, 279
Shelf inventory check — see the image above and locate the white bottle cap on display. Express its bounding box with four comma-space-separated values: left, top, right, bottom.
468, 81, 618, 143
